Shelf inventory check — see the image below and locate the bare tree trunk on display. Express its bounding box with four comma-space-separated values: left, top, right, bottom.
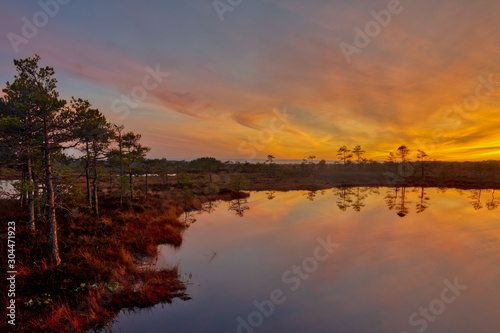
20, 169, 26, 207
129, 167, 133, 201
145, 173, 148, 196
108, 167, 113, 194
119, 137, 124, 207
43, 120, 61, 265
27, 154, 35, 231
92, 155, 99, 217
34, 185, 41, 222
119, 142, 123, 178
85, 142, 92, 206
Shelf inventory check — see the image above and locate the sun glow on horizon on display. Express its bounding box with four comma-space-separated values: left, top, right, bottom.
1, 0, 500, 161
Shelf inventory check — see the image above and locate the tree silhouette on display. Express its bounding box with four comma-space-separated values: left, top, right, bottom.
72, 98, 94, 206
352, 145, 366, 164
108, 124, 126, 207
122, 132, 151, 201
5, 55, 78, 264
387, 152, 397, 163
396, 145, 411, 162
266, 154, 276, 178
191, 157, 221, 183
337, 146, 353, 165
416, 150, 429, 179
1, 67, 39, 230
73, 98, 113, 216
396, 145, 411, 177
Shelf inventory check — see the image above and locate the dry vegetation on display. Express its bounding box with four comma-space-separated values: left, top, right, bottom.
0, 185, 248, 332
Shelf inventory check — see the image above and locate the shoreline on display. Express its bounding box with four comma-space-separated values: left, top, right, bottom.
1, 166, 499, 331
0, 187, 248, 332
243, 180, 500, 191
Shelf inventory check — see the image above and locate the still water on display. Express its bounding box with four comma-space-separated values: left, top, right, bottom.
112, 187, 500, 333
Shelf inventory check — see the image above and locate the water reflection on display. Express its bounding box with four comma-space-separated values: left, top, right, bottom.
384, 187, 410, 217
0, 180, 17, 198
266, 191, 276, 200
201, 187, 500, 219
228, 198, 249, 217
351, 187, 368, 212
467, 189, 500, 211
487, 190, 499, 210
201, 200, 219, 214
303, 190, 317, 201
333, 186, 354, 211
183, 211, 197, 226
331, 187, 500, 216
469, 189, 484, 210
113, 188, 500, 333
415, 186, 430, 213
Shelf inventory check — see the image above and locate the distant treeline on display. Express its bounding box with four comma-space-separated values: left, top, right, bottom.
155, 157, 500, 189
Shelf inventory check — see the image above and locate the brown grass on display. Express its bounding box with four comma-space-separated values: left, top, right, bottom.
0, 187, 248, 332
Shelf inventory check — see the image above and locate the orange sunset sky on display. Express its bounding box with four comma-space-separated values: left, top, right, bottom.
1, 0, 500, 161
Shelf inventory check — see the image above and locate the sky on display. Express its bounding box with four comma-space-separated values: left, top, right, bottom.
1, 0, 500, 161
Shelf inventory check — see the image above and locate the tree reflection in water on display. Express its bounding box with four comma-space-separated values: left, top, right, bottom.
414, 186, 430, 213
467, 189, 500, 211
228, 198, 249, 217
487, 190, 499, 210
469, 190, 484, 210
385, 187, 411, 217
266, 191, 276, 200
201, 200, 219, 214
385, 187, 399, 211
333, 187, 354, 211
198, 187, 498, 220
183, 211, 197, 226
351, 187, 368, 212
395, 187, 410, 217
303, 191, 317, 201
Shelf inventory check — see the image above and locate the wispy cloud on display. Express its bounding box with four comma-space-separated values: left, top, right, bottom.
1, 0, 499, 160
